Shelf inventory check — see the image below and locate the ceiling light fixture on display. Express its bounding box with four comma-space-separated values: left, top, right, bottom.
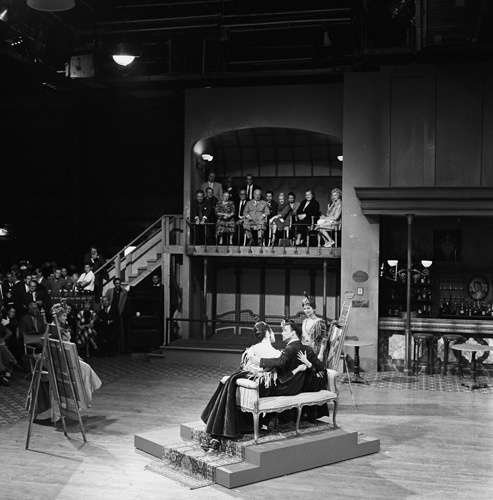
27, 0, 74, 12
112, 42, 138, 66
201, 154, 213, 161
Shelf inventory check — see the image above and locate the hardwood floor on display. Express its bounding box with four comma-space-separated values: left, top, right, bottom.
2, 356, 493, 499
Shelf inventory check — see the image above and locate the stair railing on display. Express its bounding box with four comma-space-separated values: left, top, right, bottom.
94, 214, 184, 285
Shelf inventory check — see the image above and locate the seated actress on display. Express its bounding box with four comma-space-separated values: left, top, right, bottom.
201, 319, 306, 442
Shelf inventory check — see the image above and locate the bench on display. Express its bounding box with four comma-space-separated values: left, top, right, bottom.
235, 369, 339, 444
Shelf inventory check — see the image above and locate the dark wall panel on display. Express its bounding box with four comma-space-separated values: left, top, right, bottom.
390, 77, 428, 186
481, 75, 493, 187
435, 76, 483, 186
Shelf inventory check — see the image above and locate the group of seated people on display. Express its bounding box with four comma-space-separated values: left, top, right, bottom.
0, 255, 127, 385
200, 293, 337, 450
190, 172, 342, 247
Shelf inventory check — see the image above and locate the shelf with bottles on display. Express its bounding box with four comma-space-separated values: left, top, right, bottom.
438, 298, 493, 318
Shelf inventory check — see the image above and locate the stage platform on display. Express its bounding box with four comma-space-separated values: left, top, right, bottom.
135, 420, 380, 489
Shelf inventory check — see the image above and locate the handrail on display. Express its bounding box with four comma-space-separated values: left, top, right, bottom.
94, 213, 184, 278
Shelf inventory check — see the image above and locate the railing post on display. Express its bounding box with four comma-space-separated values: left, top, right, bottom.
115, 253, 121, 279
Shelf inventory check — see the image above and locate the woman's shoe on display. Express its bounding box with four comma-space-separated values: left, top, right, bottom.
324, 241, 334, 248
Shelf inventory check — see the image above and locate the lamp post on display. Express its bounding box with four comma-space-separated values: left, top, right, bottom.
384, 215, 433, 376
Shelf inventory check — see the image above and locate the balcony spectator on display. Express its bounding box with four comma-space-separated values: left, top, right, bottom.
215, 191, 236, 245
223, 175, 239, 203
244, 189, 270, 245
240, 174, 261, 201
295, 189, 320, 246
200, 171, 223, 200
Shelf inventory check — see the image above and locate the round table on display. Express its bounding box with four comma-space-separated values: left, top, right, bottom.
451, 343, 493, 390
343, 340, 374, 384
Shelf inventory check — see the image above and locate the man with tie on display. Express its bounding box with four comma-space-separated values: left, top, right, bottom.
234, 189, 248, 244
190, 189, 213, 244
96, 296, 119, 356
243, 189, 270, 245
240, 174, 261, 201
200, 172, 223, 200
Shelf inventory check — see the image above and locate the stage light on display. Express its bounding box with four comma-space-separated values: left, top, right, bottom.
27, 0, 74, 11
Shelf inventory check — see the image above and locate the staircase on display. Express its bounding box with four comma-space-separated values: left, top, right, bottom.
95, 214, 185, 294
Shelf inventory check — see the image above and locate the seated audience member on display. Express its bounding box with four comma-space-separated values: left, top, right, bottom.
18, 302, 47, 351
215, 191, 236, 245
317, 187, 342, 248
295, 189, 320, 246
200, 171, 223, 200
269, 192, 292, 246
77, 263, 95, 296
28, 280, 52, 323
243, 189, 270, 246
287, 192, 299, 242
223, 175, 239, 203
96, 296, 119, 357
240, 174, 261, 201
48, 267, 67, 297
190, 189, 213, 244
0, 327, 21, 386
2, 306, 21, 360
77, 300, 98, 358
2, 272, 16, 310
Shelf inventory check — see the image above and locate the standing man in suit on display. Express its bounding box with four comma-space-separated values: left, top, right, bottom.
105, 278, 128, 354
200, 172, 223, 200
83, 246, 107, 303
223, 175, 239, 204
240, 174, 261, 201
243, 189, 270, 245
12, 271, 33, 317
96, 296, 119, 356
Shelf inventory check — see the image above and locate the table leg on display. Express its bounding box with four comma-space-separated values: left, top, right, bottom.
461, 351, 487, 390
351, 346, 369, 385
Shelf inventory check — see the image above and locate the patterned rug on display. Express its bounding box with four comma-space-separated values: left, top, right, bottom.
144, 420, 335, 489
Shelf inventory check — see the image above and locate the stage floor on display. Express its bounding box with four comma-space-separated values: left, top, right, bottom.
1, 354, 493, 499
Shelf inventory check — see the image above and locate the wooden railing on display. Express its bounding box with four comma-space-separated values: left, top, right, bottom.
94, 214, 185, 285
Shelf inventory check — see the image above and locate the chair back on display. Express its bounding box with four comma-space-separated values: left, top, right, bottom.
326, 301, 352, 371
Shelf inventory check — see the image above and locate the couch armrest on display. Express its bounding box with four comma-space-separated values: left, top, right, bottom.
236, 378, 258, 389
326, 369, 339, 395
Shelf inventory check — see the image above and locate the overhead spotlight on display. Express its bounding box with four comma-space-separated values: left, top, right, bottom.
112, 42, 138, 66
10, 36, 23, 46
27, 0, 74, 11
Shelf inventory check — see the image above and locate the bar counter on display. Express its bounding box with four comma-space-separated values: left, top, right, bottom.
379, 316, 493, 337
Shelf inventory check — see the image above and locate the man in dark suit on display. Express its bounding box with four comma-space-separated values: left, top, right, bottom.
223, 175, 239, 204
12, 271, 33, 317
190, 189, 213, 244
104, 278, 128, 353
96, 295, 119, 356
240, 174, 261, 201
19, 302, 47, 350
253, 321, 305, 397
234, 189, 248, 244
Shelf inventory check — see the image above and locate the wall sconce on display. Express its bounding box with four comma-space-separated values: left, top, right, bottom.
382, 259, 433, 282
196, 153, 213, 171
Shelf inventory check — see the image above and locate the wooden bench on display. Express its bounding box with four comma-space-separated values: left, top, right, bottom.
235, 369, 339, 444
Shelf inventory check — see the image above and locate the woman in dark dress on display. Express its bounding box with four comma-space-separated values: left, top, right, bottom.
295, 189, 320, 246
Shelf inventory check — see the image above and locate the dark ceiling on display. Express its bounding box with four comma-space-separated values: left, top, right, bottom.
1, 0, 493, 95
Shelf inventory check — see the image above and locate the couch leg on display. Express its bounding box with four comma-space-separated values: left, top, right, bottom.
332, 400, 339, 428
295, 406, 302, 435
253, 413, 259, 444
